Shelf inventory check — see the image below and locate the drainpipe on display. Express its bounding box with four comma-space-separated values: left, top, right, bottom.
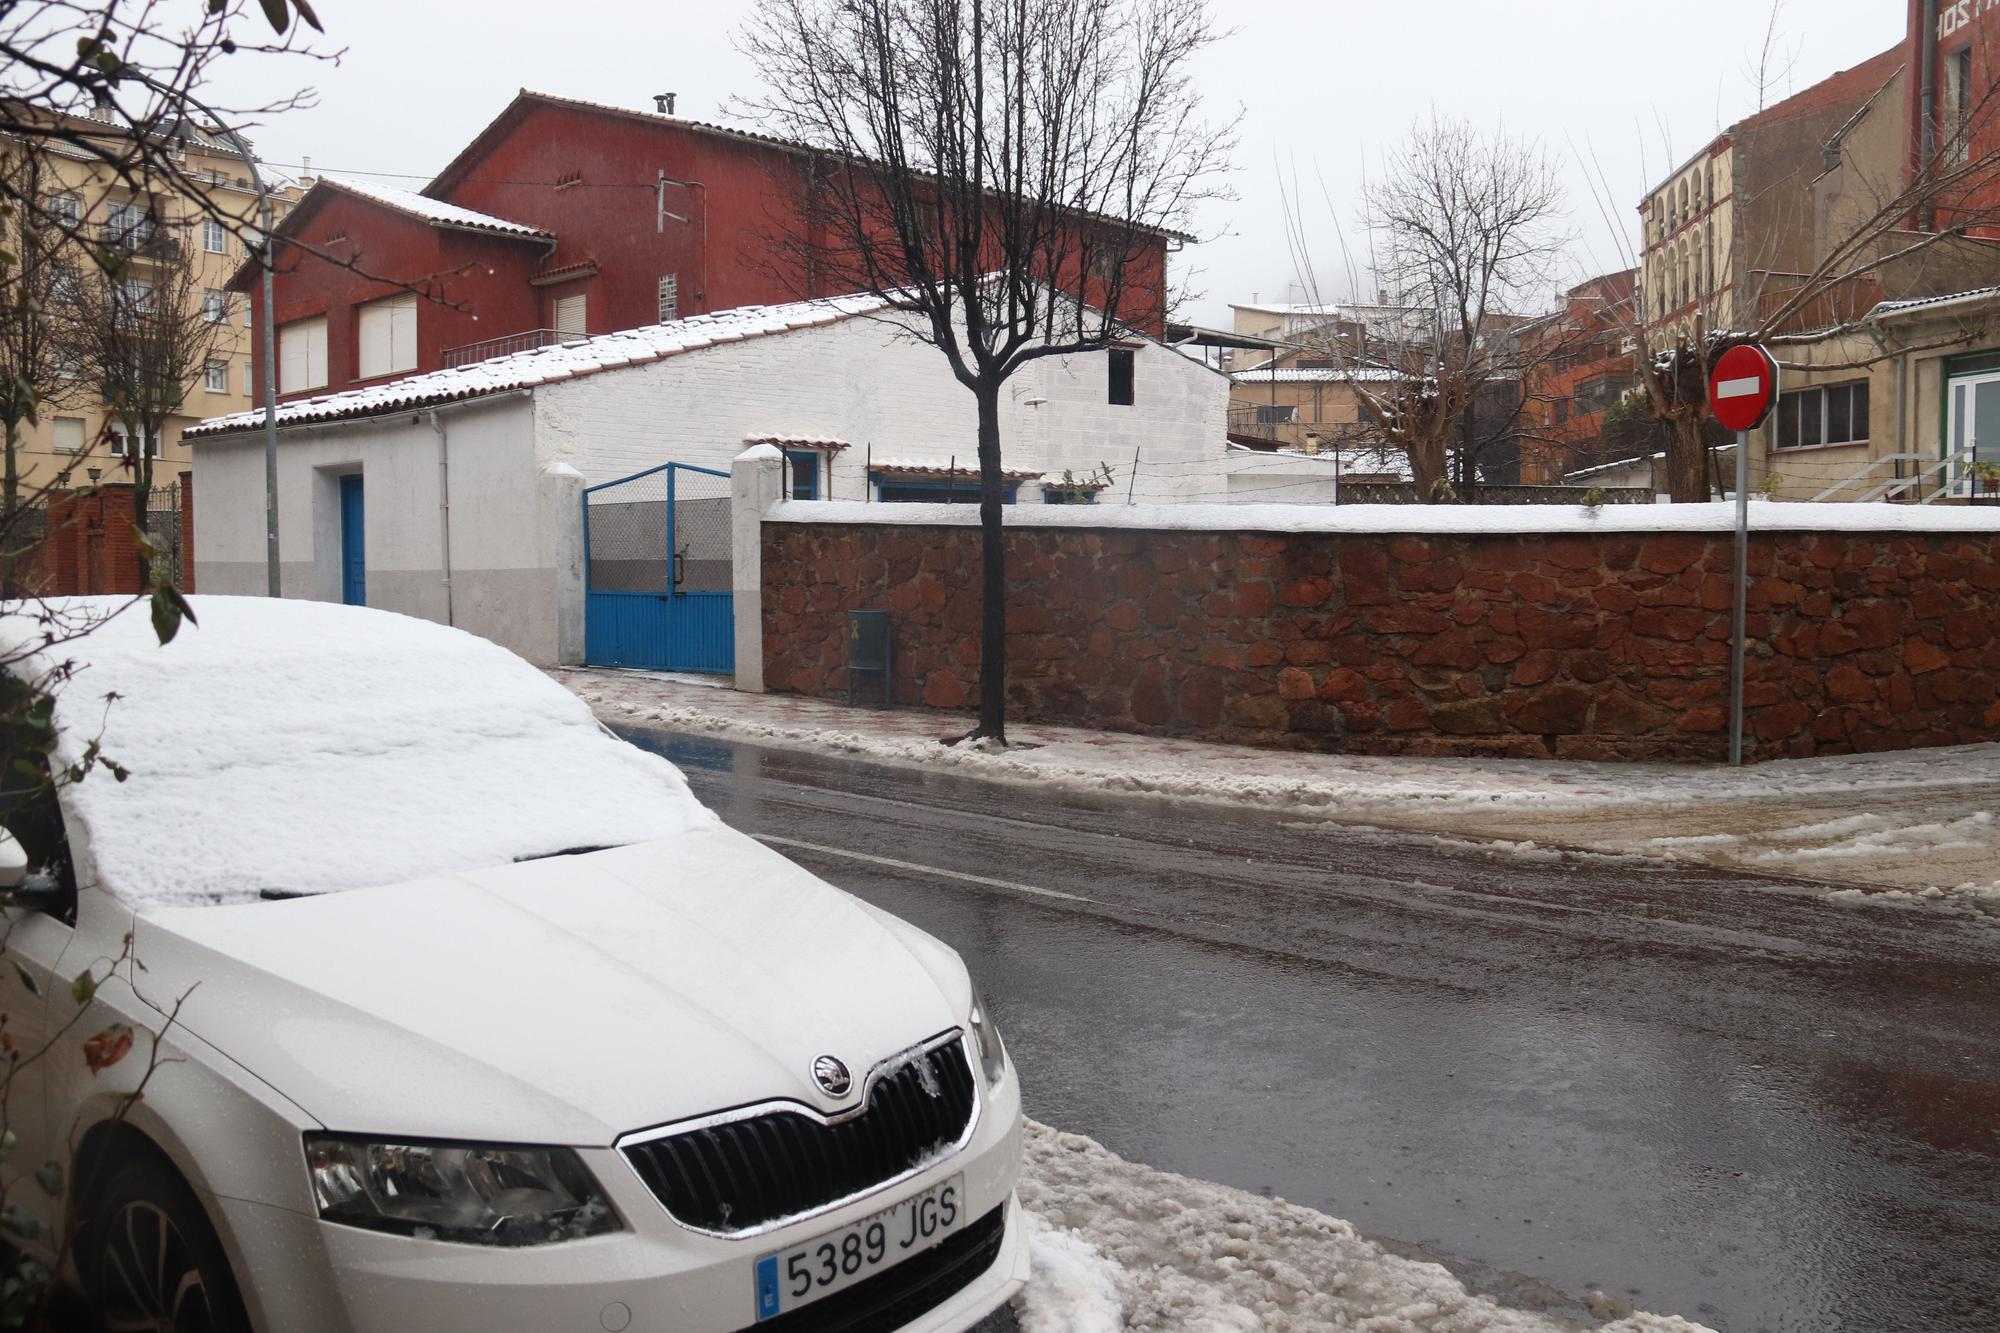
1921, 0, 1940, 230
430, 410, 454, 626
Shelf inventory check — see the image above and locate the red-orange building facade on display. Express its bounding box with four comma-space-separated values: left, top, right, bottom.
1519, 271, 1638, 483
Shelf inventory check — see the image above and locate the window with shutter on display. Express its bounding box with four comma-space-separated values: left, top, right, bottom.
357, 295, 417, 379
279, 316, 328, 393
553, 294, 587, 337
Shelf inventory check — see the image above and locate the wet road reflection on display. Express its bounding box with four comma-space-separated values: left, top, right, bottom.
622, 727, 2000, 1333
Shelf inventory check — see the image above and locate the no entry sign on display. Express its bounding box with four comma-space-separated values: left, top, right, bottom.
1709, 344, 1780, 432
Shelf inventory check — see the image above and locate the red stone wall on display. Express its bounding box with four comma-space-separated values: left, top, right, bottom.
762, 521, 2000, 762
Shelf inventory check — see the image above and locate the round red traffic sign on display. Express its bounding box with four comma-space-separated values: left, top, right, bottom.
1709, 343, 1780, 432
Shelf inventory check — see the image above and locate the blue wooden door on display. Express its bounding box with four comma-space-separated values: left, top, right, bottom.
339, 474, 365, 606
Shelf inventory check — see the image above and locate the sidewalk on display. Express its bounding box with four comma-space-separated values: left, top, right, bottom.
556, 668, 2000, 920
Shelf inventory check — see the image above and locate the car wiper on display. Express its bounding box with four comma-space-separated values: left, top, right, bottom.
259, 888, 311, 901
512, 845, 622, 863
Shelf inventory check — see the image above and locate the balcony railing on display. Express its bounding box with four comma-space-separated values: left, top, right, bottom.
442, 328, 569, 368
95, 223, 181, 263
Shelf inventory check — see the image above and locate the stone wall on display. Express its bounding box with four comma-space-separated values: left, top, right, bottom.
761, 519, 2000, 762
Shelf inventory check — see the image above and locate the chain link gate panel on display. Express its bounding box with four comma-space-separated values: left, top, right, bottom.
583, 462, 735, 673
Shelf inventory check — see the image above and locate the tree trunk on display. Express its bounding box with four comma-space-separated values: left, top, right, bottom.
1665, 414, 1709, 503
1, 419, 19, 598
3, 419, 18, 521
132, 440, 153, 589
970, 380, 1007, 743
1410, 436, 1449, 503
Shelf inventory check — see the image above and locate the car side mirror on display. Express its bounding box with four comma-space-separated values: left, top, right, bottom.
0, 829, 25, 891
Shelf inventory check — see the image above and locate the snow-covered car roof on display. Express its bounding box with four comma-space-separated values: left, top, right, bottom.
4, 598, 712, 909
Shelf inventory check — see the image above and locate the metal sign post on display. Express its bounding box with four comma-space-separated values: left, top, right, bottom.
1708, 343, 1780, 769
1731, 429, 1749, 767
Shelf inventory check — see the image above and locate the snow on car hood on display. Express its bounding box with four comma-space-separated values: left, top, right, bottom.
133, 826, 974, 1145
2, 597, 710, 908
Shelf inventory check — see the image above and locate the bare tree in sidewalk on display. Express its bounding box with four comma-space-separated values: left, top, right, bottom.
57, 240, 220, 586
0, 154, 84, 531
1288, 116, 1569, 501
737, 0, 1233, 745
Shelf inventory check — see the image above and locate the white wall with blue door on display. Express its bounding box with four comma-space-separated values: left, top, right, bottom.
191, 395, 587, 666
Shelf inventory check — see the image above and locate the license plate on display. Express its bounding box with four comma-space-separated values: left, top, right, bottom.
752, 1175, 965, 1321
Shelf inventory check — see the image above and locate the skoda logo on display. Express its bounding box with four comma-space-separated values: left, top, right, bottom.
812, 1055, 853, 1097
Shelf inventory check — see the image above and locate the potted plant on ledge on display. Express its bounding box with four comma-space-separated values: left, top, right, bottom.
1969, 459, 2000, 504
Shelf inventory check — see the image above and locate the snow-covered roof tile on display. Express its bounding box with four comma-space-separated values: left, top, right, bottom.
186, 292, 898, 439
318, 175, 555, 241
1871, 283, 2000, 320
1229, 366, 1407, 384
868, 456, 1044, 481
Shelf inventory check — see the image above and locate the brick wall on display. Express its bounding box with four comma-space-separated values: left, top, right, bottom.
762, 520, 2000, 762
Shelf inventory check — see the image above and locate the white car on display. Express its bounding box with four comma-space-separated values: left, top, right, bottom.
0, 597, 1026, 1332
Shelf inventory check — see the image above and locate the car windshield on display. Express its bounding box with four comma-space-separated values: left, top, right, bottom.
2, 597, 710, 910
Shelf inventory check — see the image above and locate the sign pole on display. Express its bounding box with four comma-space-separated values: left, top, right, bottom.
1709, 342, 1776, 770
1730, 429, 1749, 768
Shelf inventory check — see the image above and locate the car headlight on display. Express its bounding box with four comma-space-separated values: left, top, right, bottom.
967, 993, 1008, 1086
304, 1135, 621, 1246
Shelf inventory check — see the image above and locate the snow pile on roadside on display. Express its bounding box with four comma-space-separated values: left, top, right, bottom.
558, 669, 2000, 916
1014, 1121, 1711, 1333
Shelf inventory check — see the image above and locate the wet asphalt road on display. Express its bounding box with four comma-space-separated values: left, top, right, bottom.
619, 726, 2000, 1333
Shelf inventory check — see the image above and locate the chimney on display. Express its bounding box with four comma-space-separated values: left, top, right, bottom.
654, 93, 677, 116
88, 89, 115, 123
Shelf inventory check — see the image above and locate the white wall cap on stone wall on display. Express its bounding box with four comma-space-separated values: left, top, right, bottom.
763, 499, 2000, 536
543, 460, 585, 479
736, 443, 785, 463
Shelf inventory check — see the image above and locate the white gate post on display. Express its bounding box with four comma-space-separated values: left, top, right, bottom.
731, 444, 784, 692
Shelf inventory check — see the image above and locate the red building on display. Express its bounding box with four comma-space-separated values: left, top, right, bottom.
1906, 0, 2000, 228
1519, 271, 1639, 483
238, 91, 1175, 403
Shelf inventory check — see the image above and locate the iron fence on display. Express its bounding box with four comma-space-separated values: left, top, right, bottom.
584, 464, 731, 593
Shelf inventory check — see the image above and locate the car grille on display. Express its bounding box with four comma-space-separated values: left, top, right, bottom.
732, 1205, 1006, 1333
622, 1035, 979, 1235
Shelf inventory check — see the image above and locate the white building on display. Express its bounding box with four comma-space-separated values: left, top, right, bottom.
187, 291, 1230, 668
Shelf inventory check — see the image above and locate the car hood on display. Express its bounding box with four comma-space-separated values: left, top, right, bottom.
131, 824, 972, 1145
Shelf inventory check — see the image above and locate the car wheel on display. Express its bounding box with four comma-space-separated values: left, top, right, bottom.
81, 1155, 251, 1333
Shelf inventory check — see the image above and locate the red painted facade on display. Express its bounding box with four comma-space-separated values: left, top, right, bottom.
241, 186, 549, 404
1904, 0, 2000, 230
247, 93, 1173, 403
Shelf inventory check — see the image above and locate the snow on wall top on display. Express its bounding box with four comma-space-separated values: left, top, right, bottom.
6, 598, 712, 909
766, 498, 2000, 536
317, 174, 555, 240
185, 291, 894, 439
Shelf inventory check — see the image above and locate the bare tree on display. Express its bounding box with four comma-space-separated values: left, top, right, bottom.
0, 153, 82, 532
738, 0, 1232, 744
1291, 116, 1568, 501
57, 239, 219, 584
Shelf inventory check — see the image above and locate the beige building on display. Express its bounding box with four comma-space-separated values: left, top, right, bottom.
1639, 46, 1905, 342
1748, 286, 2000, 501
9, 106, 299, 494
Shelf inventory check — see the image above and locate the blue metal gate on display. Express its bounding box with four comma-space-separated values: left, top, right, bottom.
583, 462, 735, 673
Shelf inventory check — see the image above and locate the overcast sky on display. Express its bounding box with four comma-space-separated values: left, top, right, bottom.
208, 0, 1905, 326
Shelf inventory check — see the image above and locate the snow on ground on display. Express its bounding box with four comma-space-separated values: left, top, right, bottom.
558, 669, 2000, 921
0, 599, 711, 908
1012, 1121, 1710, 1333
